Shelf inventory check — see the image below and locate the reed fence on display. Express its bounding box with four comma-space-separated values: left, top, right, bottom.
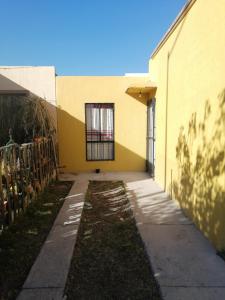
0, 138, 57, 229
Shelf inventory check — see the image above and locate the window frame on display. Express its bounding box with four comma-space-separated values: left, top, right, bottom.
85, 103, 115, 161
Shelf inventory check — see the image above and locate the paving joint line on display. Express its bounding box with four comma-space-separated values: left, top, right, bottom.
22, 286, 64, 290
141, 223, 194, 225
161, 285, 225, 288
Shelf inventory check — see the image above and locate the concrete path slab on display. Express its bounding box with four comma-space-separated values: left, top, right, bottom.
161, 287, 225, 300
126, 175, 225, 300
17, 177, 88, 300
17, 288, 64, 300
139, 224, 225, 286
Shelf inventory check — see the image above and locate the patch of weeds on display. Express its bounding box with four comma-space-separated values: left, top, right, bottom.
0, 180, 73, 300
65, 180, 162, 300
217, 251, 225, 261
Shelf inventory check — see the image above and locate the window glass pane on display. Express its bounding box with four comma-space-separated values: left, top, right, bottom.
100, 107, 113, 141
86, 105, 100, 141
103, 142, 113, 159
86, 103, 114, 160
87, 143, 92, 160
87, 142, 114, 160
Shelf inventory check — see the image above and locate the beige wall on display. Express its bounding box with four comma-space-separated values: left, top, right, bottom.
149, 0, 225, 249
56, 76, 151, 172
0, 66, 57, 128
0, 66, 56, 104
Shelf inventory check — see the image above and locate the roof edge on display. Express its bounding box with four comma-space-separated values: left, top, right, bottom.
0, 66, 55, 69
151, 0, 197, 59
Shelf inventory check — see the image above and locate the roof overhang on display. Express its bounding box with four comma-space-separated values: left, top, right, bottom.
125, 77, 157, 96
126, 86, 156, 94
0, 90, 29, 95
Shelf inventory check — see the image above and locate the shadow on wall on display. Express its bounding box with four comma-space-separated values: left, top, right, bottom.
173, 89, 225, 250
57, 107, 147, 172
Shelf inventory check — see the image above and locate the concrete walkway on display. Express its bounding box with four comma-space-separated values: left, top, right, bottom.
18, 172, 225, 300
18, 176, 88, 300
125, 173, 225, 300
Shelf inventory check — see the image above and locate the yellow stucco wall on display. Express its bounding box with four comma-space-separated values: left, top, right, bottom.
56, 76, 149, 173
149, 0, 225, 250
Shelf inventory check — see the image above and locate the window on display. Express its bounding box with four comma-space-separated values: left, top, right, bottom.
85, 103, 114, 161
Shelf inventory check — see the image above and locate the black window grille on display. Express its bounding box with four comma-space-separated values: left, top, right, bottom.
85, 103, 114, 161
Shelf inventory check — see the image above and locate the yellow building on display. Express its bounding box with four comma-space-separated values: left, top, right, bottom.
56, 75, 156, 173
149, 0, 225, 250
56, 0, 225, 251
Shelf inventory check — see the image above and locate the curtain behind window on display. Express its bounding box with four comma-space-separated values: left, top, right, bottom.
86, 104, 114, 160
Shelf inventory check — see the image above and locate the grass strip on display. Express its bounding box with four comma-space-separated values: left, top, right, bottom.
0, 180, 73, 300
65, 180, 162, 300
